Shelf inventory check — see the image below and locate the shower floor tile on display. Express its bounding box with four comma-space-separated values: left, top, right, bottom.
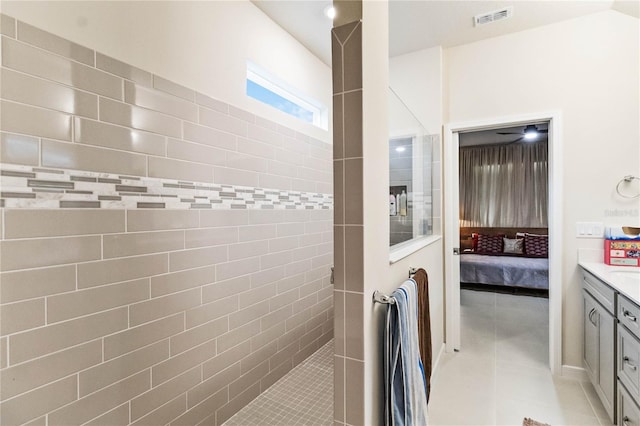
223, 340, 333, 426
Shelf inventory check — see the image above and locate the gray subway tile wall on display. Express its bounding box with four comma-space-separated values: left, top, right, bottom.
332, 18, 364, 426
0, 14, 333, 426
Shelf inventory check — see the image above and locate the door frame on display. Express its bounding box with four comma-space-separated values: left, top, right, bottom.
443, 111, 563, 375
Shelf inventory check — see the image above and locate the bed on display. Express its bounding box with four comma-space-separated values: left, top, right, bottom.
459, 227, 549, 291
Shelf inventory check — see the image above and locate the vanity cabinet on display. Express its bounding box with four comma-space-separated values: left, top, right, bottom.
582, 267, 640, 425
582, 271, 616, 421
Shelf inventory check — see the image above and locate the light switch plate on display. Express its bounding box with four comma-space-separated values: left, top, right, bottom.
576, 222, 604, 238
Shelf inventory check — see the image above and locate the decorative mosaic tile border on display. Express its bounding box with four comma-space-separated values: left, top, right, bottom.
0, 163, 333, 210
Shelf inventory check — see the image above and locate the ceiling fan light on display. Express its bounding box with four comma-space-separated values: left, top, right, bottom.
524, 131, 538, 140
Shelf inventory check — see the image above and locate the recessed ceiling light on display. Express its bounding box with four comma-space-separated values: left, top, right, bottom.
324, 5, 336, 20
395, 146, 406, 153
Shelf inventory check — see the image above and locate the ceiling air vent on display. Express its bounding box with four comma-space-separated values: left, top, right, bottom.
474, 7, 513, 26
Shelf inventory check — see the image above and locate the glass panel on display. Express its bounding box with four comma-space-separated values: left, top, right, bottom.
389, 88, 433, 248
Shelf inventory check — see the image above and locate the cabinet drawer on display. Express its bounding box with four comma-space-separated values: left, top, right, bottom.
619, 380, 640, 426
620, 295, 640, 340
619, 325, 640, 401
583, 270, 616, 315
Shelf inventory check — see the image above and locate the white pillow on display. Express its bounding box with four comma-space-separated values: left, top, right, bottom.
503, 237, 524, 254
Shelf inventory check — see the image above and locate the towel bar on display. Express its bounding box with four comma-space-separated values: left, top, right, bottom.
374, 268, 420, 304
373, 290, 396, 305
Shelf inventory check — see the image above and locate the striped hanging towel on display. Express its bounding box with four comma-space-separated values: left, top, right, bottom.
384, 279, 429, 426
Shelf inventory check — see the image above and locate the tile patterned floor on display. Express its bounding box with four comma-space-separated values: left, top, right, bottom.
223, 340, 333, 426
428, 289, 613, 426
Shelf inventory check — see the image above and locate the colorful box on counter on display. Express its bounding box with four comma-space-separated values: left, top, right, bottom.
604, 226, 640, 267
605, 240, 640, 267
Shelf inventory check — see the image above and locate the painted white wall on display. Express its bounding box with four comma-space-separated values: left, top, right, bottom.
1, 0, 332, 142
362, 30, 446, 423
445, 10, 640, 369
390, 47, 443, 135
361, 2, 391, 423
389, 45, 445, 373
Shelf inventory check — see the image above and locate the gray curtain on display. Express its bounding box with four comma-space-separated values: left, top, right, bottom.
459, 141, 548, 227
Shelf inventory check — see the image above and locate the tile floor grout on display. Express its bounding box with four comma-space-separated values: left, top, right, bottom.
223, 340, 333, 426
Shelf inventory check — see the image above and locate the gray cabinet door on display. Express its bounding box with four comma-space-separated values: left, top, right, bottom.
600, 304, 615, 420
584, 289, 615, 421
584, 291, 600, 384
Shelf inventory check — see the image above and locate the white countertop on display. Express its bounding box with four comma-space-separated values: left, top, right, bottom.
579, 261, 640, 305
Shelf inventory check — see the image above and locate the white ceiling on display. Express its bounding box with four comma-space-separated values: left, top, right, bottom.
252, 0, 639, 66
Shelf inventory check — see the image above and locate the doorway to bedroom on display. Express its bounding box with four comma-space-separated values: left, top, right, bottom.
443, 112, 563, 376
457, 121, 551, 373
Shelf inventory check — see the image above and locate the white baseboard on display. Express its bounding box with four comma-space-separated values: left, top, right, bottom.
562, 364, 589, 381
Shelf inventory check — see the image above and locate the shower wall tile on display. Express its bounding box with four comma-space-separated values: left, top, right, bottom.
148, 156, 213, 182
2, 37, 122, 99
345, 358, 365, 425
4, 209, 124, 238
129, 288, 201, 326
0, 265, 76, 304
183, 121, 237, 150
0, 132, 39, 166
125, 81, 198, 122
102, 230, 185, 258
2, 68, 98, 118
0, 14, 16, 38
10, 308, 128, 364
1, 100, 71, 141
132, 395, 186, 426
0, 298, 45, 336
47, 371, 150, 426
195, 92, 229, 113
77, 253, 169, 288
342, 24, 363, 92
0, 375, 77, 426
128, 209, 200, 231
130, 367, 200, 421
99, 97, 182, 138
47, 278, 150, 323
153, 75, 196, 102
167, 138, 226, 166
333, 15, 364, 426
17, 21, 95, 66
74, 117, 166, 156
0, 15, 332, 426
42, 139, 147, 176
199, 107, 249, 137
0, 235, 101, 271
0, 340, 101, 400
103, 314, 184, 360
343, 90, 363, 158
96, 52, 153, 86
213, 166, 259, 187
151, 266, 216, 297
84, 403, 129, 426
81, 340, 168, 397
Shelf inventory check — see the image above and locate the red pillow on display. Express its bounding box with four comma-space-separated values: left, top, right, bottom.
476, 234, 504, 254
524, 234, 548, 257
471, 233, 479, 251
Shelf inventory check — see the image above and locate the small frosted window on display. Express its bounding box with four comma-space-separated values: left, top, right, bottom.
246, 61, 328, 130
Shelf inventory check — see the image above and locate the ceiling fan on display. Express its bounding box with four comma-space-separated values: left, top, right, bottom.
497, 124, 548, 142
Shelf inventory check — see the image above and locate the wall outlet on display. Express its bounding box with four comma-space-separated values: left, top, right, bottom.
576, 222, 604, 238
